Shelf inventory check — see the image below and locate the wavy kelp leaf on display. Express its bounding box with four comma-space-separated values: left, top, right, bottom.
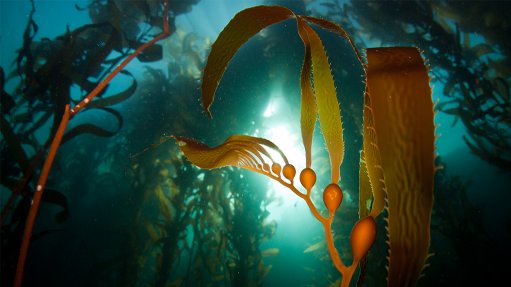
201, 6, 294, 117
86, 71, 137, 108
296, 17, 316, 168
1, 67, 15, 113
366, 47, 435, 287
229, 135, 289, 164
25, 110, 52, 136
0, 113, 29, 171
137, 44, 163, 62
41, 189, 69, 223
61, 107, 123, 144
362, 90, 386, 218
173, 135, 287, 173
301, 23, 344, 183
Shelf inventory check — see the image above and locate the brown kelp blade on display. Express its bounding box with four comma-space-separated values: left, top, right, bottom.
366, 47, 435, 287
301, 22, 344, 183
172, 135, 287, 172
201, 6, 294, 117
296, 16, 316, 168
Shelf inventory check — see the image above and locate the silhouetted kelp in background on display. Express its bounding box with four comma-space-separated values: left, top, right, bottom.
2, 1, 280, 286
125, 144, 277, 286
1, 0, 176, 285
6, 0, 506, 286
312, 0, 511, 171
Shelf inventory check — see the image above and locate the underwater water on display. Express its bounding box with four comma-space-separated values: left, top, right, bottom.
1, 0, 510, 286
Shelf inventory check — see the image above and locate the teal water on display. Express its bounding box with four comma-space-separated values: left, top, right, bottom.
1, 0, 510, 286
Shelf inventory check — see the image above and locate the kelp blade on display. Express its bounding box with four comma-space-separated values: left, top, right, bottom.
366, 47, 435, 287
173, 135, 285, 170
302, 23, 344, 183
201, 6, 294, 117
296, 16, 316, 168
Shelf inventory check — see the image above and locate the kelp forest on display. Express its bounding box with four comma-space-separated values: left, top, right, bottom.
0, 1, 510, 287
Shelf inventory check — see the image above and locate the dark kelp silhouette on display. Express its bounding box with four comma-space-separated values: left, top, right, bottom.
125, 140, 277, 286
0, 1, 172, 286
173, 5, 436, 287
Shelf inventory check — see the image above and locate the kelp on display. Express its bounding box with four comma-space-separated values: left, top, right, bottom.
333, 0, 511, 171
173, 135, 288, 171
126, 141, 277, 286
365, 47, 435, 286
174, 5, 435, 287
0, 67, 15, 113
0, 1, 174, 286
62, 107, 124, 144
84, 71, 138, 109
1, 1, 438, 286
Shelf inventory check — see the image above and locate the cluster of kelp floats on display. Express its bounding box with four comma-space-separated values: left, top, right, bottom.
174, 3, 437, 287
307, 1, 510, 285
2, 0, 508, 286
1, 0, 278, 286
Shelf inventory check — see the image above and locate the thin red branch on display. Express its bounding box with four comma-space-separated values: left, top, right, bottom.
70, 0, 169, 117
13, 1, 170, 286
14, 104, 70, 287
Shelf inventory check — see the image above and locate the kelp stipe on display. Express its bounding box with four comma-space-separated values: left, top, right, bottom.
174, 6, 436, 287
12, 1, 172, 286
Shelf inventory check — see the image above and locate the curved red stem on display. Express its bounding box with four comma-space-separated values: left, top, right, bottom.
14, 104, 70, 287
13, 1, 170, 286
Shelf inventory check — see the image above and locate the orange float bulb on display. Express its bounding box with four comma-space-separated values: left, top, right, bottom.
350, 216, 377, 262
263, 163, 270, 172
282, 164, 296, 182
271, 163, 282, 175
300, 168, 316, 190
323, 183, 343, 213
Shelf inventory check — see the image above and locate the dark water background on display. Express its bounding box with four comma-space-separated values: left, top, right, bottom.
1, 0, 510, 286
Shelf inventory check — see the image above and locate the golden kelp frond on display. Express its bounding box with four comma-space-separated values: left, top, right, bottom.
296, 16, 316, 169
301, 22, 344, 184
201, 6, 294, 117
362, 90, 387, 218
172, 135, 288, 175
228, 135, 289, 164
366, 47, 435, 287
